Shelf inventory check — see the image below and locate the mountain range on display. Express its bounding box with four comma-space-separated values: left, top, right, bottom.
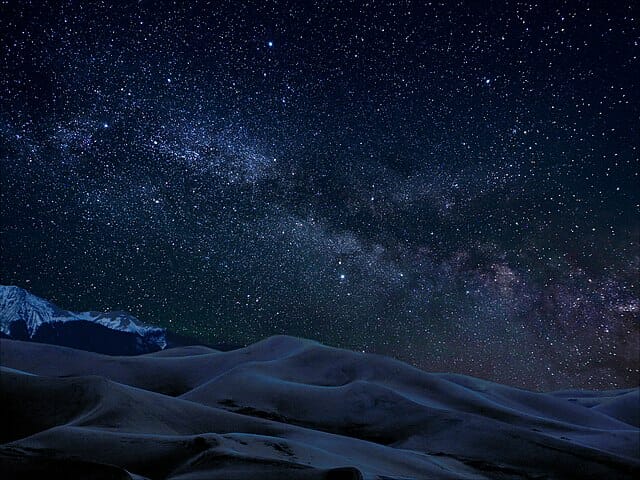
0, 285, 168, 354
0, 285, 240, 354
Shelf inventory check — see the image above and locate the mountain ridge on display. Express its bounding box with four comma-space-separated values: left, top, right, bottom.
0, 285, 167, 353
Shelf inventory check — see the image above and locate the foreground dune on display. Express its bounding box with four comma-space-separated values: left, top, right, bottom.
1, 336, 638, 479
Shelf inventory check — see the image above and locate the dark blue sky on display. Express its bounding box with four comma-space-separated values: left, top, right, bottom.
1, 0, 638, 390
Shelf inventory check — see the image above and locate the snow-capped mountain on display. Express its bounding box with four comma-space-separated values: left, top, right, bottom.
0, 285, 167, 354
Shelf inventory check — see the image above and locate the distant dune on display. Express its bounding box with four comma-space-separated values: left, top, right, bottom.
1, 336, 638, 479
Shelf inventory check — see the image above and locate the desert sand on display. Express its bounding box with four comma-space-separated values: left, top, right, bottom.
1, 336, 638, 479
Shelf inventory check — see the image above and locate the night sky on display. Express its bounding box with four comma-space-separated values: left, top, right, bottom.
1, 0, 638, 390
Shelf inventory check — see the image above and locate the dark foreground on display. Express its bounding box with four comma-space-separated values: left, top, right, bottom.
1, 336, 638, 479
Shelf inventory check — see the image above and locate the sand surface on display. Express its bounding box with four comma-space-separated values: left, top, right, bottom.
1, 336, 638, 479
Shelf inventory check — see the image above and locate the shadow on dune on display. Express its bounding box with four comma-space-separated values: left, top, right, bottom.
1, 336, 638, 479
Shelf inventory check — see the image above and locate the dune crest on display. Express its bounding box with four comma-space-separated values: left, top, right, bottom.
1, 337, 638, 479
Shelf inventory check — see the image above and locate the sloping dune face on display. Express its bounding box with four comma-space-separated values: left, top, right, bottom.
1, 336, 638, 479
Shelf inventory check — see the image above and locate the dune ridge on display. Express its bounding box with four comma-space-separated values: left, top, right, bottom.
1, 336, 638, 479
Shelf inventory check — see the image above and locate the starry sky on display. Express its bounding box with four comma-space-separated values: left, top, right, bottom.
1, 0, 638, 390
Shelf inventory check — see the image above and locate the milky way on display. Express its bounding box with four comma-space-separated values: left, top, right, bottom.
1, 1, 638, 390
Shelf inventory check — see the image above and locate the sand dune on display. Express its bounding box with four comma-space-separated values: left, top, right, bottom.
1, 336, 638, 479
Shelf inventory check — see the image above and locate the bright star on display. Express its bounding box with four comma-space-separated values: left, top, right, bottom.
267, 41, 273, 47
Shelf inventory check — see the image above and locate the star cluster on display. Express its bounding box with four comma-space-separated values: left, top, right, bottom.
1, 0, 638, 390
